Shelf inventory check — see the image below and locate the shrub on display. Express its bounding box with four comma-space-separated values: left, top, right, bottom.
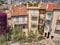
38, 36, 45, 41
26, 30, 37, 42
0, 36, 6, 44
25, 37, 32, 43
2, 42, 10, 45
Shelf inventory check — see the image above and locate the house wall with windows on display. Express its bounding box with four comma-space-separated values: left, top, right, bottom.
11, 16, 28, 35
28, 9, 39, 34
50, 10, 60, 39
10, 5, 28, 36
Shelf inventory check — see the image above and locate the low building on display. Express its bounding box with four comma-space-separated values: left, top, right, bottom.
11, 5, 28, 36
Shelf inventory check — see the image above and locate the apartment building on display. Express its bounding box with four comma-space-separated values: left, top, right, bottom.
11, 5, 28, 35
27, 2, 41, 34
44, 3, 55, 38
39, 3, 46, 35
50, 4, 60, 39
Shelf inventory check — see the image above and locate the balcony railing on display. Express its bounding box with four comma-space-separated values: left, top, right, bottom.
31, 21, 37, 25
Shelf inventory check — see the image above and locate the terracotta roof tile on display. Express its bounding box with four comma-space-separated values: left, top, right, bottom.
46, 3, 55, 11
11, 5, 27, 16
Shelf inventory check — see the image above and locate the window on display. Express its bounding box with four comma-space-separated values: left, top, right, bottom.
16, 17, 19, 24
56, 20, 60, 25
47, 12, 52, 18
47, 13, 51, 15
22, 25, 25, 29
40, 14, 44, 19
31, 10, 37, 16
55, 30, 60, 34
46, 20, 51, 25
32, 18, 37, 21
32, 25, 36, 28
22, 25, 27, 29
22, 17, 26, 22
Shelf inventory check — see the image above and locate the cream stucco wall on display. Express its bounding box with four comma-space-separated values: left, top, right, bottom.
50, 10, 60, 38
28, 10, 39, 34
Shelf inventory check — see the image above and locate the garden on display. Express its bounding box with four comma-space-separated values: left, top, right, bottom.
0, 25, 45, 45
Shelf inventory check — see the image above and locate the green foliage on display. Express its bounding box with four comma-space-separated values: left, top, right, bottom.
25, 37, 32, 42
2, 42, 10, 45
0, 0, 4, 5
38, 36, 45, 41
0, 36, 6, 43
0, 8, 8, 12
11, 25, 45, 43
12, 25, 26, 43
22, 3, 27, 6
13, 25, 20, 35
34, 2, 39, 6
28, 31, 37, 39
12, 32, 26, 43
24, 31, 37, 42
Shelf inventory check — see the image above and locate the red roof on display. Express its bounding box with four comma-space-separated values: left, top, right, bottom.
11, 5, 27, 16
46, 3, 55, 11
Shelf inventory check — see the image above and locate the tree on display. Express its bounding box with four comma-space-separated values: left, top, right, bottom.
0, 0, 4, 5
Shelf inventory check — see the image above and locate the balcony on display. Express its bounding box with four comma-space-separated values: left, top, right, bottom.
56, 25, 60, 30
31, 21, 37, 25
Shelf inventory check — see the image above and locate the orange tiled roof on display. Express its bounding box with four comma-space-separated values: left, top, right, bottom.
46, 3, 55, 11
11, 5, 27, 16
